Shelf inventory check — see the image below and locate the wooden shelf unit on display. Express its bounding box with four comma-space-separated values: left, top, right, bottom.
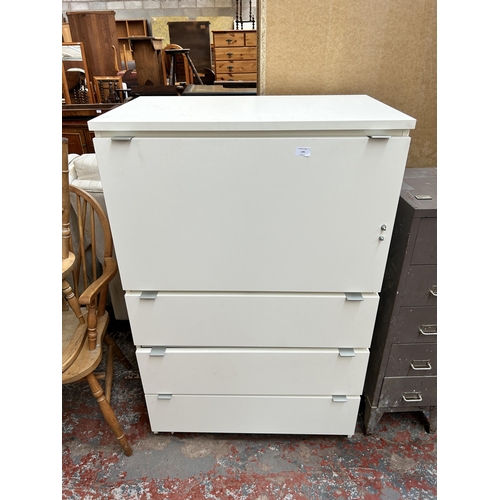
116, 19, 150, 70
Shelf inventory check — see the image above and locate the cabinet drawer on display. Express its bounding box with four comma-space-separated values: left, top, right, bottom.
214, 47, 257, 60
126, 292, 379, 347
145, 394, 360, 435
245, 31, 257, 46
216, 61, 257, 74
216, 73, 256, 81
385, 343, 437, 376
379, 376, 436, 407
393, 306, 437, 343
401, 266, 437, 306
411, 217, 437, 265
214, 32, 245, 46
136, 347, 370, 396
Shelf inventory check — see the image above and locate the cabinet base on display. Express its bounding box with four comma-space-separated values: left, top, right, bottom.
363, 397, 436, 435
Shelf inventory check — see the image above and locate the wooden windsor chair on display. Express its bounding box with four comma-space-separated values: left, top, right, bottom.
62, 138, 133, 456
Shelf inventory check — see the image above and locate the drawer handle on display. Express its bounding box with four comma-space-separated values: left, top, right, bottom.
226, 38, 234, 44
140, 291, 158, 300
419, 324, 437, 336
227, 65, 234, 70
345, 292, 364, 301
332, 395, 347, 403
429, 285, 437, 297
157, 394, 172, 400
226, 52, 233, 57
150, 347, 166, 357
111, 136, 134, 141
339, 348, 355, 357
410, 360, 432, 371
402, 392, 423, 402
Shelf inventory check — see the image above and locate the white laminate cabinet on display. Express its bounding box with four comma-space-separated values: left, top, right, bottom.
89, 95, 415, 436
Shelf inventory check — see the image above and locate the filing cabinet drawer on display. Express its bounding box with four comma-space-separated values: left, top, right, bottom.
136, 347, 370, 396
411, 217, 437, 265
379, 376, 437, 408
401, 266, 437, 306
385, 343, 437, 377
145, 394, 360, 435
392, 306, 437, 343
126, 292, 379, 347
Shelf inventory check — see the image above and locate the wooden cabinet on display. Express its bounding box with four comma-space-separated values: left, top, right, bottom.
212, 30, 257, 81
89, 95, 415, 436
67, 11, 120, 81
62, 104, 119, 155
363, 168, 437, 434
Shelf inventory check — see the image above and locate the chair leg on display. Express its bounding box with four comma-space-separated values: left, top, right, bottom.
86, 372, 133, 456
104, 334, 133, 369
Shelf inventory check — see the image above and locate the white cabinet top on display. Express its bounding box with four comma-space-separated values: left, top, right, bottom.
88, 95, 416, 133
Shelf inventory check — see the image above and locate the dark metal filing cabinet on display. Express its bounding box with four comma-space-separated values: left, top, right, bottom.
363, 168, 437, 434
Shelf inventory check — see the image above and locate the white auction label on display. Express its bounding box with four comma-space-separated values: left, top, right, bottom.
295, 147, 311, 157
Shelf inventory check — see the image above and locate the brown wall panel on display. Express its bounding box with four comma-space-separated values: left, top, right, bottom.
258, 0, 436, 168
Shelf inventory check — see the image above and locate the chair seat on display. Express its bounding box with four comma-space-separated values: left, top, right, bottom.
62, 311, 109, 384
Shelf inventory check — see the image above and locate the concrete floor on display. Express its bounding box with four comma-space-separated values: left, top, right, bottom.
62, 321, 437, 499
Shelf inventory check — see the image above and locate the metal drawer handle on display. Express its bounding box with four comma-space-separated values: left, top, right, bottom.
410, 360, 432, 371
419, 324, 437, 336
226, 52, 233, 57
402, 392, 423, 402
111, 136, 134, 141
429, 285, 437, 297
227, 65, 234, 70
226, 38, 234, 43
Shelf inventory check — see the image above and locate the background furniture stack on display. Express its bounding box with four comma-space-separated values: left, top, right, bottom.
89, 95, 415, 436
363, 167, 437, 434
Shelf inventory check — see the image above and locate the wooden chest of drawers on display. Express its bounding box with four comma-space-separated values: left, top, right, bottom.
89, 95, 415, 436
363, 167, 437, 434
212, 30, 257, 81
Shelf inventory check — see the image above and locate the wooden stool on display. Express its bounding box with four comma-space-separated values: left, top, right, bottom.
164, 48, 204, 85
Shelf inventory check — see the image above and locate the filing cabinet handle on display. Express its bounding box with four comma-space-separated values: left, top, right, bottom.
429, 285, 437, 297
410, 360, 432, 371
419, 324, 437, 336
402, 392, 423, 402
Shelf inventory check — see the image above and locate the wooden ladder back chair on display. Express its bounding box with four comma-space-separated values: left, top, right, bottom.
93, 76, 123, 103
62, 138, 133, 456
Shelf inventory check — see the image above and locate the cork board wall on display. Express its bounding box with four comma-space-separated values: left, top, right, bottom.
258, 0, 437, 168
